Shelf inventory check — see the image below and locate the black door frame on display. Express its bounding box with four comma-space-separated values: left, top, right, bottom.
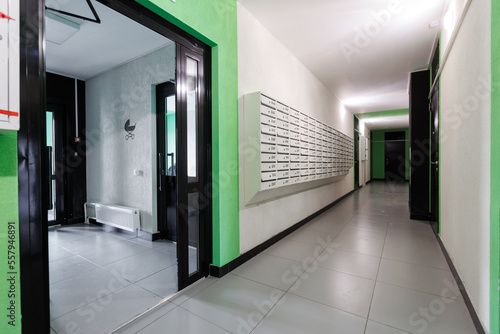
18, 0, 212, 331
176, 44, 210, 289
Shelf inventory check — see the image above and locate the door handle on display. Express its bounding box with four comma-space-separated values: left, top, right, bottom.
158, 153, 164, 191
431, 161, 438, 165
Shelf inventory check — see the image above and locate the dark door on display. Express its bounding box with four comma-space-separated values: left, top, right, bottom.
157, 45, 211, 290
46, 105, 66, 226
157, 82, 178, 241
354, 117, 360, 189
176, 44, 210, 289
430, 84, 440, 230
385, 131, 406, 183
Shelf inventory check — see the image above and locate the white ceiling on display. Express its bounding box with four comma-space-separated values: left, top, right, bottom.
238, 0, 447, 129
45, 0, 447, 130
45, 0, 172, 80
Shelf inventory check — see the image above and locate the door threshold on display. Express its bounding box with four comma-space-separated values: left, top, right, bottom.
108, 276, 210, 333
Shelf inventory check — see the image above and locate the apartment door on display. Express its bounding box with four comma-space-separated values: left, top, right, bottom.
46, 105, 65, 226
385, 131, 406, 183
430, 84, 440, 230
354, 117, 360, 189
157, 44, 210, 290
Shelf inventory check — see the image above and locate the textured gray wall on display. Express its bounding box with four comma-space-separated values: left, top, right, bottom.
86, 43, 175, 233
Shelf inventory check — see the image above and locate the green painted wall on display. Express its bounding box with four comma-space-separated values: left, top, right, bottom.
356, 108, 409, 120
0, 132, 21, 334
491, 0, 500, 332
136, 0, 239, 266
370, 128, 409, 181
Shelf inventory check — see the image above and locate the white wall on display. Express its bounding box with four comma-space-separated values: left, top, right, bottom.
440, 0, 491, 331
238, 3, 354, 254
86, 44, 175, 234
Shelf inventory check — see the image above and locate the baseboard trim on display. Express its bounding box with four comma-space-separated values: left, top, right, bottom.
433, 231, 486, 334
210, 188, 357, 278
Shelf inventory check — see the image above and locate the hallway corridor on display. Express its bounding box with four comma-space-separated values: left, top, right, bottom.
114, 181, 477, 334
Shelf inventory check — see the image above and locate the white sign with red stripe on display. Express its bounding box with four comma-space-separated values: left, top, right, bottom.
0, 0, 20, 132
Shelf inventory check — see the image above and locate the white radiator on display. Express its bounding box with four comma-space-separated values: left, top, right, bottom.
84, 202, 140, 235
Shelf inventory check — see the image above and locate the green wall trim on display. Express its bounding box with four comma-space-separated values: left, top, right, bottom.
355, 108, 409, 120
0, 132, 20, 334
491, 0, 500, 331
370, 128, 409, 180
136, 0, 240, 266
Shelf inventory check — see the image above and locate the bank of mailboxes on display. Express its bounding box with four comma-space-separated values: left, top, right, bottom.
243, 92, 353, 204
0, 0, 20, 133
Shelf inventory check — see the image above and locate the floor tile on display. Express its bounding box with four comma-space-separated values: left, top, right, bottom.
365, 320, 411, 334
263, 238, 328, 262
104, 249, 177, 283
252, 293, 366, 334
50, 267, 132, 319
285, 227, 338, 245
333, 234, 385, 257
378, 259, 461, 300
169, 276, 219, 306
302, 218, 345, 235
49, 255, 100, 285
382, 241, 449, 270
369, 282, 476, 334
289, 266, 375, 317
316, 249, 380, 280
57, 233, 126, 254
231, 253, 304, 290
337, 226, 387, 242
137, 307, 229, 334
135, 265, 178, 298
51, 284, 161, 334
181, 274, 284, 333
80, 239, 150, 266
49, 245, 75, 262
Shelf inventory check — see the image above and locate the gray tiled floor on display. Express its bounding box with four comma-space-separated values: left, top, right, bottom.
49, 224, 178, 333
55, 182, 479, 334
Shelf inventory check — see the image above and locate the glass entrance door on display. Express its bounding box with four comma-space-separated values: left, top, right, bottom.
156, 44, 210, 290
46, 107, 64, 226
176, 46, 209, 288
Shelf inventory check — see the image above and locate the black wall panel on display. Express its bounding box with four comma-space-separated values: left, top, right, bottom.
409, 70, 431, 220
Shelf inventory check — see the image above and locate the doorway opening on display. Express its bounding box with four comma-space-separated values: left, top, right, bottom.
20, 0, 212, 332
384, 131, 406, 183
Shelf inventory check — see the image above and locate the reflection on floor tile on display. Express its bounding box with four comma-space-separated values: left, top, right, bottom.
51, 285, 161, 334
50, 224, 179, 332
181, 274, 284, 333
